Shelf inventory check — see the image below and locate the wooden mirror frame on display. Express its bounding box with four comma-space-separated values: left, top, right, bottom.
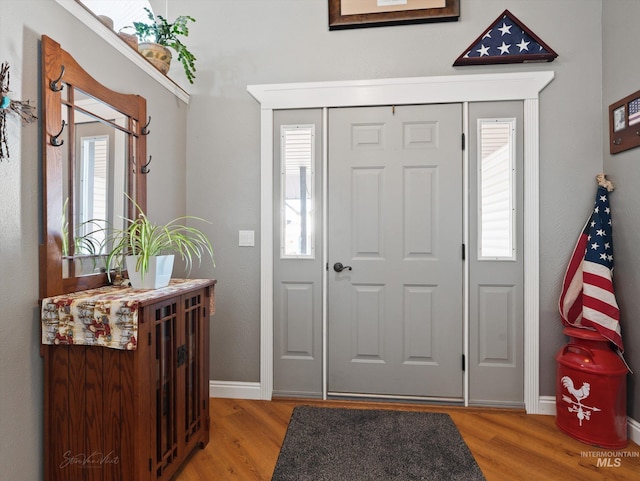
40, 35, 147, 298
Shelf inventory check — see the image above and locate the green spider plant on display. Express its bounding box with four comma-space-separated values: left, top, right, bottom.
106, 198, 214, 281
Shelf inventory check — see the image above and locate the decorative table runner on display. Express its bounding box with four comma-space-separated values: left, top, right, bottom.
41, 279, 214, 350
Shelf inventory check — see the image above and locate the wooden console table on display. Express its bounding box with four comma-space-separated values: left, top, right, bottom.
41, 279, 216, 481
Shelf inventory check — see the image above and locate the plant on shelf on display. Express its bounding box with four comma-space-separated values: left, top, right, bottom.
106, 198, 214, 289
132, 7, 197, 84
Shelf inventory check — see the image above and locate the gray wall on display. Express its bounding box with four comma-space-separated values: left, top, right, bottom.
602, 0, 640, 419
1, 1, 637, 480
0, 1, 189, 480
183, 0, 609, 402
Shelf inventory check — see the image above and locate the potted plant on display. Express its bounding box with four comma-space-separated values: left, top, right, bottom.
107, 200, 214, 289
132, 7, 197, 84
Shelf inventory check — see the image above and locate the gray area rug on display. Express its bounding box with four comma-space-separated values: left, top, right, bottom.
271, 406, 486, 481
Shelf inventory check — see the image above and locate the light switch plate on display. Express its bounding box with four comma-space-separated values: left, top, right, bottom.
239, 230, 255, 247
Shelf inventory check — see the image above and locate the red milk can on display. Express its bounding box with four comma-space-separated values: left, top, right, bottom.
555, 326, 628, 449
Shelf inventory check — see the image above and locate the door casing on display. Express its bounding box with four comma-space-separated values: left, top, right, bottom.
248, 71, 555, 413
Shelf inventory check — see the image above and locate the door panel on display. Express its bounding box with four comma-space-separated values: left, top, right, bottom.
281, 282, 315, 357
273, 109, 323, 398
328, 104, 463, 399
468, 101, 524, 407
404, 167, 436, 257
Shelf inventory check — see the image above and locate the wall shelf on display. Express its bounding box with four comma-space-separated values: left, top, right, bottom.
55, 0, 190, 104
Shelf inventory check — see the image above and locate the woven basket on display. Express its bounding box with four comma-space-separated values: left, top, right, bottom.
138, 42, 172, 75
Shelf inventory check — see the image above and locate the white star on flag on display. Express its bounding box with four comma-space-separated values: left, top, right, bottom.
476, 44, 490, 56
498, 22, 512, 35
498, 42, 511, 54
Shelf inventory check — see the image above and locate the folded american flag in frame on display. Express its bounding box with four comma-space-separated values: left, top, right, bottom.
454, 9, 558, 66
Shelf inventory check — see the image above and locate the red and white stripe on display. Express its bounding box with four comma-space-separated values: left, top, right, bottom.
559, 223, 623, 352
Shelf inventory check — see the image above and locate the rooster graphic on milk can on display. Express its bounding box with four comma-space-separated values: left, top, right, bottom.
560, 376, 601, 426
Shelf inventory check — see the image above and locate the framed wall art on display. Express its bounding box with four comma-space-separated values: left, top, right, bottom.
0, 61, 37, 161
328, 0, 460, 30
609, 89, 640, 154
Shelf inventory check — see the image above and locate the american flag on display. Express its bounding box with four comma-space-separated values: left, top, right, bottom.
454, 10, 557, 66
628, 98, 640, 126
559, 183, 623, 352
465, 15, 547, 59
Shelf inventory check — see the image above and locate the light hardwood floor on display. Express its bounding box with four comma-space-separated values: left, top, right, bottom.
174, 398, 640, 481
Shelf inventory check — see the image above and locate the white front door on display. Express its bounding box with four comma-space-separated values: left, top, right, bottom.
327, 104, 464, 399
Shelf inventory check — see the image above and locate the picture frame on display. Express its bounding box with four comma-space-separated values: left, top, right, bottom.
328, 0, 460, 30
609, 89, 640, 154
452, 9, 557, 66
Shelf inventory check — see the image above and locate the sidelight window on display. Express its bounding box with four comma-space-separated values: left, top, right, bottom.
477, 118, 516, 260
280, 125, 315, 258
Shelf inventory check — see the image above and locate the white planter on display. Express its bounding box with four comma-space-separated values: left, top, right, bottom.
125, 255, 174, 289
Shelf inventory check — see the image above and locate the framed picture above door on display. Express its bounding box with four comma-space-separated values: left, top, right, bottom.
328, 0, 460, 30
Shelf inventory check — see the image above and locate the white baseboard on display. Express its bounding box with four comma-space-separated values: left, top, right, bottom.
209, 380, 262, 400
537, 395, 557, 415
628, 416, 640, 445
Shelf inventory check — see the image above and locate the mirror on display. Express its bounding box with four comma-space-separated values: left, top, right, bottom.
60, 88, 130, 277
40, 35, 147, 298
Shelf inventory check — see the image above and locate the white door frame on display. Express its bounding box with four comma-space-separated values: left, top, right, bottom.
248, 71, 554, 414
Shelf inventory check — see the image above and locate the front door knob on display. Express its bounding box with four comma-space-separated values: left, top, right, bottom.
333, 262, 352, 273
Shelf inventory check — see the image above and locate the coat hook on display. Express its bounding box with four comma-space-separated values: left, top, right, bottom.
141, 116, 151, 135
50, 65, 65, 92
141, 155, 151, 174
50, 120, 66, 146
